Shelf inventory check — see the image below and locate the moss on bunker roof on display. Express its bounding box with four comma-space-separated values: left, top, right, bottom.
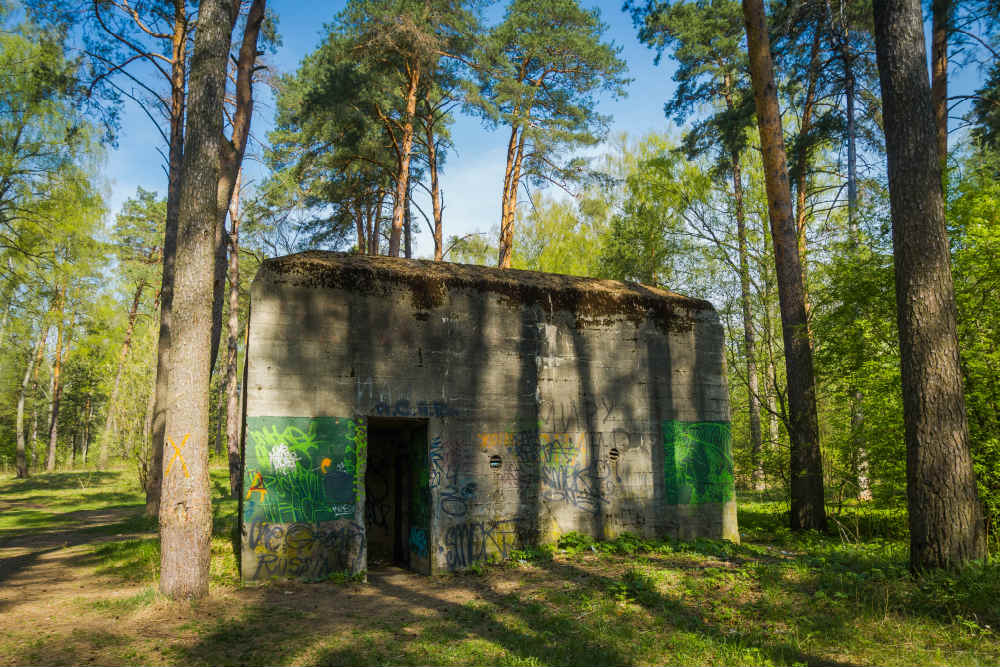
256, 251, 715, 324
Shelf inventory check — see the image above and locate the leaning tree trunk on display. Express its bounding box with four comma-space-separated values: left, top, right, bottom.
873, 0, 985, 570
159, 0, 237, 600
15, 325, 49, 478
742, 0, 826, 531
99, 281, 145, 469
147, 2, 189, 518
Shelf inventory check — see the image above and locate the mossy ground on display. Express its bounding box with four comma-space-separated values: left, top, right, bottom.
1, 467, 997, 666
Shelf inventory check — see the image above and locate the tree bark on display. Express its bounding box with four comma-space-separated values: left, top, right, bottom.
497, 124, 520, 268
16, 325, 49, 478
147, 0, 190, 518
225, 172, 243, 497
743, 0, 826, 530
99, 281, 145, 469
389, 64, 421, 258
873, 0, 985, 569
159, 0, 237, 600
931, 0, 950, 166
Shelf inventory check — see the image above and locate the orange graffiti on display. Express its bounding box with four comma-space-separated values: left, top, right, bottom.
166, 433, 191, 478
320, 457, 332, 474
246, 470, 267, 500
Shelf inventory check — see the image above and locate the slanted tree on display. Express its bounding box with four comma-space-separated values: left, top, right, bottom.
469, 0, 628, 268
873, 0, 986, 569
742, 0, 826, 530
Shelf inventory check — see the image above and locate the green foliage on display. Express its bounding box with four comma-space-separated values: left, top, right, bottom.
468, 0, 628, 199
510, 195, 604, 276
950, 147, 1000, 552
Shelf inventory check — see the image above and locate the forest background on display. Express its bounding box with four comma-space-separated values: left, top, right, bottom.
1, 0, 999, 562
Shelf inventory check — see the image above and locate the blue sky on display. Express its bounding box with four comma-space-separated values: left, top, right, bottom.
102, 1, 678, 258
100, 1, 986, 260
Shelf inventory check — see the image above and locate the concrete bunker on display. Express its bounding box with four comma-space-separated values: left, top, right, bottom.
239, 251, 737, 583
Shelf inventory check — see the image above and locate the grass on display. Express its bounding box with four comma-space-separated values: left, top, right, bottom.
1, 467, 999, 665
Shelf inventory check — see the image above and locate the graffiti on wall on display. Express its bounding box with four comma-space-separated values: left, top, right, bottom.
662, 420, 734, 504
442, 518, 525, 570
244, 416, 360, 523
245, 519, 365, 579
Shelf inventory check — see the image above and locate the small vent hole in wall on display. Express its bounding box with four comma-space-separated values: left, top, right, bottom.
609, 448, 620, 462
489, 455, 502, 469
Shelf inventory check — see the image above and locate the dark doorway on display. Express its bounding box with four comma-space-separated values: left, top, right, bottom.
364, 418, 430, 573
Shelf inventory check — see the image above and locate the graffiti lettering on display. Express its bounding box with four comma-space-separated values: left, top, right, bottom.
374, 399, 458, 418
246, 519, 365, 579
541, 461, 620, 514
443, 518, 531, 571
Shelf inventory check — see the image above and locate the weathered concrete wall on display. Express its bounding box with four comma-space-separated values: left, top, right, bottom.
240, 252, 736, 582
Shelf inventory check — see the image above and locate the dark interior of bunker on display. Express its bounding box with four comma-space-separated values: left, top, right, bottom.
365, 419, 430, 574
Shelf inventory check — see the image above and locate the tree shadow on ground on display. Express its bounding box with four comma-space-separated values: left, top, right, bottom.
0, 471, 121, 493
531, 556, 861, 667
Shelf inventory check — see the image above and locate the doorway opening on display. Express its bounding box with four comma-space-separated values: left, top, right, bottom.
364, 418, 430, 573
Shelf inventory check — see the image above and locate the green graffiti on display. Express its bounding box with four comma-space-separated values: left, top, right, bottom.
344, 418, 367, 506
244, 416, 356, 523
662, 421, 735, 505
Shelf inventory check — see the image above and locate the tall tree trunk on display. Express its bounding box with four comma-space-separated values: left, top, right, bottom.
931, 0, 950, 167
211, 0, 266, 375
499, 129, 528, 268
147, 0, 190, 518
225, 173, 243, 497
743, 0, 826, 531
389, 64, 421, 257
497, 124, 521, 268
873, 0, 985, 569
793, 27, 822, 325
733, 156, 765, 491
46, 299, 66, 473
15, 325, 49, 478
99, 282, 145, 469
159, 0, 237, 600
843, 50, 858, 239
428, 124, 443, 261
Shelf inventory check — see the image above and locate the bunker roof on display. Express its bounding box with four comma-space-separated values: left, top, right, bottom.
255, 251, 714, 328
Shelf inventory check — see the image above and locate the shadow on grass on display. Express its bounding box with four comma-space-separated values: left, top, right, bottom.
533, 556, 860, 667
0, 471, 122, 494
168, 568, 633, 667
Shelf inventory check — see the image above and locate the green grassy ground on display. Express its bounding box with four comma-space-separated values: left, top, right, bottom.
0, 468, 997, 666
